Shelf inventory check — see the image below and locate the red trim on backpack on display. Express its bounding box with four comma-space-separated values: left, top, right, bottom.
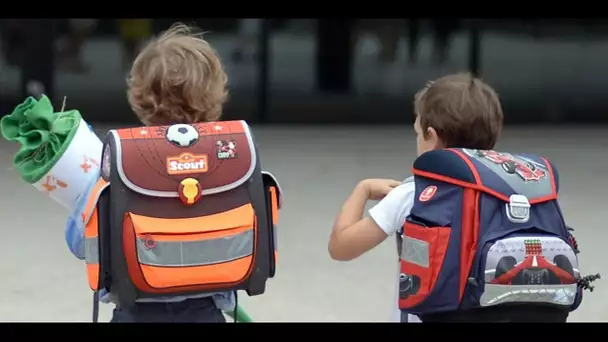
540, 157, 558, 197
411, 150, 558, 204
399, 223, 452, 309
458, 188, 480, 301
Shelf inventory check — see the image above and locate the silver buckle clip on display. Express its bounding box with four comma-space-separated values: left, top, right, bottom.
505, 194, 531, 223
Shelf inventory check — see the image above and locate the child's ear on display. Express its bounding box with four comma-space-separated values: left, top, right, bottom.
426, 126, 439, 145
426, 127, 446, 149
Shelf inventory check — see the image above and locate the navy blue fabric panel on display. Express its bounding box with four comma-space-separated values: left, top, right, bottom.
413, 150, 476, 185
405, 180, 466, 314
414, 192, 464, 314
411, 178, 462, 227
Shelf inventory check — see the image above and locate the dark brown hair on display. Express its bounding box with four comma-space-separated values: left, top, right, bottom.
414, 72, 503, 149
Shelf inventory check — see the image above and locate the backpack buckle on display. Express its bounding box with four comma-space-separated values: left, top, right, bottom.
179, 178, 203, 205
505, 194, 530, 223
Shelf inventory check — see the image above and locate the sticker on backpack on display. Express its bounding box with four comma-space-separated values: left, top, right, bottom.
166, 153, 209, 175
481, 236, 579, 307
216, 140, 237, 159
419, 185, 437, 202
465, 149, 547, 182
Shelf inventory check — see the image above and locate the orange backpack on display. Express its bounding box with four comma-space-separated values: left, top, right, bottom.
81, 121, 281, 309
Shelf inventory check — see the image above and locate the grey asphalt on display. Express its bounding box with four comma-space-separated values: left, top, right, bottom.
0, 125, 606, 322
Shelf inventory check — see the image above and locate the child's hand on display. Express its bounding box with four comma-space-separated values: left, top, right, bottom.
359, 178, 401, 200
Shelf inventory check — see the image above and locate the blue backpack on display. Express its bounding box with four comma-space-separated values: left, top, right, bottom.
397, 148, 598, 317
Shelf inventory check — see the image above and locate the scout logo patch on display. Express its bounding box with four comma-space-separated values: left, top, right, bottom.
216, 140, 237, 159
167, 153, 208, 175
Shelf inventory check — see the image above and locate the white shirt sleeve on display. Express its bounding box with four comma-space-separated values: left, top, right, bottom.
368, 178, 416, 236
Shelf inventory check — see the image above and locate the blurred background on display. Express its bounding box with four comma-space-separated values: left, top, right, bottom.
1, 18, 608, 322
3, 18, 608, 124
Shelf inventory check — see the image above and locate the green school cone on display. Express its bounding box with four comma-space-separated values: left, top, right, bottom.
224, 305, 253, 323
0, 95, 102, 210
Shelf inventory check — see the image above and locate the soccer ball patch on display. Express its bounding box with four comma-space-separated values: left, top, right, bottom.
165, 124, 200, 148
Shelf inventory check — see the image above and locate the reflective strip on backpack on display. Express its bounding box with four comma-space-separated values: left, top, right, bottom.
137, 229, 254, 267
480, 284, 578, 307
83, 178, 109, 291
401, 235, 430, 268
85, 237, 99, 264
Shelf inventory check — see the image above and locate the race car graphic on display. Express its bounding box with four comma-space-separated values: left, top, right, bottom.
489, 239, 577, 286
475, 150, 546, 181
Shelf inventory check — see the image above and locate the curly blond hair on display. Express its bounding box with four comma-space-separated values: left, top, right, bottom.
127, 23, 228, 125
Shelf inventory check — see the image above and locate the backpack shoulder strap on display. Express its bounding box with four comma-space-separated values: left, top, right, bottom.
396, 176, 415, 256
82, 177, 110, 224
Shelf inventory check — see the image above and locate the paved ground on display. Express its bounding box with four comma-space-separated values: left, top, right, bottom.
3, 33, 608, 122
0, 125, 606, 322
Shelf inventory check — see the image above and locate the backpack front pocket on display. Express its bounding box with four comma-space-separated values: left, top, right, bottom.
398, 221, 451, 309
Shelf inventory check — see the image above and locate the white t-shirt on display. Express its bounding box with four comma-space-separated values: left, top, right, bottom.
368, 177, 421, 323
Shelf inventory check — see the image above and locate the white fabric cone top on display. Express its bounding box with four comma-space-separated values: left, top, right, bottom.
31, 119, 103, 211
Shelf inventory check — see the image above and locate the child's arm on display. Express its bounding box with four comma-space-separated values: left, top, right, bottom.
65, 214, 85, 260
329, 178, 409, 261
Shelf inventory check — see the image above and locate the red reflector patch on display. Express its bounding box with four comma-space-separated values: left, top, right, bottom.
419, 185, 437, 202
